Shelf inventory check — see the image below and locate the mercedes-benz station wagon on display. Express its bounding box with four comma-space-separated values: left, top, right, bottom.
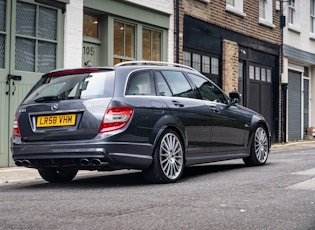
11, 61, 270, 183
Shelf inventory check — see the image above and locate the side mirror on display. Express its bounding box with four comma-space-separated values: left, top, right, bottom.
229, 92, 241, 105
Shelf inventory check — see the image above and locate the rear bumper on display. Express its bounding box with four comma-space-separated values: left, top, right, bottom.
11, 139, 153, 170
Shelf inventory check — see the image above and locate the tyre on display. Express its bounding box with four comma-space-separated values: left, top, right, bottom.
143, 129, 184, 183
38, 168, 78, 183
243, 126, 269, 166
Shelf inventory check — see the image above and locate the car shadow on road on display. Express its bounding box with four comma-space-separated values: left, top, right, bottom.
182, 162, 245, 180
11, 161, 253, 190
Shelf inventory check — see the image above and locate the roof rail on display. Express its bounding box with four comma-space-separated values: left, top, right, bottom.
115, 61, 198, 72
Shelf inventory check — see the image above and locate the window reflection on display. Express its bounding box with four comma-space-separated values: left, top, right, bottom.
142, 28, 161, 61
114, 21, 135, 63
83, 14, 98, 38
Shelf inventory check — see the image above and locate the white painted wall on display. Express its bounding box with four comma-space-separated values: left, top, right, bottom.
63, 0, 83, 68
282, 1, 315, 133
283, 1, 315, 55
311, 66, 315, 128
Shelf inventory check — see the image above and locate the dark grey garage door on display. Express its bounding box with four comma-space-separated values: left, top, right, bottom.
247, 65, 274, 141
288, 70, 302, 140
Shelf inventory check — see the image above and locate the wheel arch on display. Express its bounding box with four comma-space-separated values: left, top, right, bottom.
151, 122, 188, 165
247, 115, 271, 153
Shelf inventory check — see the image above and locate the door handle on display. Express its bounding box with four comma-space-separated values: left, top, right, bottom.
210, 106, 219, 113
172, 100, 184, 107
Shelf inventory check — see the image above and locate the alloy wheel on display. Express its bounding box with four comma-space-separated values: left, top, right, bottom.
254, 127, 269, 163
159, 132, 184, 180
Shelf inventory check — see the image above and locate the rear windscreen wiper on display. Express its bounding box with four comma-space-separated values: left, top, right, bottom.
35, 95, 61, 102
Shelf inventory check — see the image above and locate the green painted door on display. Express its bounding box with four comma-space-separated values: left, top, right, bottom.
0, 0, 64, 166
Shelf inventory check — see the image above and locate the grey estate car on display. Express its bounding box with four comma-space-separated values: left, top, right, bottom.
11, 61, 270, 183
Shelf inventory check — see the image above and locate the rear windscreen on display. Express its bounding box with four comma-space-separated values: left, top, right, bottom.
22, 71, 114, 104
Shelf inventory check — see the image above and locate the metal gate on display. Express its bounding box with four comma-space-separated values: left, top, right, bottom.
0, 0, 63, 166
288, 70, 302, 140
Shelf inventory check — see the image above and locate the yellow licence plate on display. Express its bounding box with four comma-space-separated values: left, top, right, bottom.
36, 114, 76, 127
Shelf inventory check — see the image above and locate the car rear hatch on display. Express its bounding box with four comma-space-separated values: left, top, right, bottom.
15, 68, 115, 142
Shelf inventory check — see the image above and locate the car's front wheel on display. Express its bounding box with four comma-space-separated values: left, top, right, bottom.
143, 129, 184, 183
38, 168, 78, 183
243, 126, 269, 166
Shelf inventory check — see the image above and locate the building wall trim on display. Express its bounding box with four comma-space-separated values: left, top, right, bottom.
184, 15, 280, 57
84, 0, 170, 29
284, 44, 315, 65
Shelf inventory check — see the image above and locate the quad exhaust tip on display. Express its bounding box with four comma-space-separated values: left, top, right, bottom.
80, 158, 89, 166
91, 158, 101, 166
15, 160, 30, 167
16, 158, 104, 167
15, 160, 22, 166
80, 158, 102, 166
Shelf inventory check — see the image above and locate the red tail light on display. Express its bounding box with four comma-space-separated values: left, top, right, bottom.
13, 114, 21, 137
99, 107, 134, 133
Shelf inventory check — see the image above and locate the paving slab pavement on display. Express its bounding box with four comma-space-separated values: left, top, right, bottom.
0, 167, 101, 185
1, 140, 315, 185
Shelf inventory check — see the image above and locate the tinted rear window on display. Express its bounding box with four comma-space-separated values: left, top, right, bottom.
22, 71, 114, 104
126, 70, 153, 95
159, 70, 194, 98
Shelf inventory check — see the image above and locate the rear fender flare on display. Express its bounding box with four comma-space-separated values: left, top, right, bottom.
150, 115, 187, 154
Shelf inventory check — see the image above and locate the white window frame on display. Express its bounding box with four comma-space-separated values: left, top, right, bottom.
183, 51, 191, 67
225, 0, 246, 17
192, 53, 201, 72
259, 0, 275, 28
288, 0, 300, 33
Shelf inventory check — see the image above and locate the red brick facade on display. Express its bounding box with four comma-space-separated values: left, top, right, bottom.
179, 0, 281, 51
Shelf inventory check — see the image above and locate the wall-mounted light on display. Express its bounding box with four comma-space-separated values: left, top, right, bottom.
276, 1, 281, 12
277, 0, 295, 27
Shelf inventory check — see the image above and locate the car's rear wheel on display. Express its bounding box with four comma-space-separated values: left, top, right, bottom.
38, 168, 78, 183
143, 129, 184, 183
243, 126, 269, 166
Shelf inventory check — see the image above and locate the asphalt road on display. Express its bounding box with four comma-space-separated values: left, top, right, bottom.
0, 146, 314, 230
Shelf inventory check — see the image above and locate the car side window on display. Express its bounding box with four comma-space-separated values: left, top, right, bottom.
159, 70, 194, 98
188, 73, 227, 104
126, 70, 152, 95
154, 71, 172, 96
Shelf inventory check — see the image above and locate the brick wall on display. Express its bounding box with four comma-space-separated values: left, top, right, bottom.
177, 0, 282, 64
222, 40, 239, 94
181, 0, 281, 47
